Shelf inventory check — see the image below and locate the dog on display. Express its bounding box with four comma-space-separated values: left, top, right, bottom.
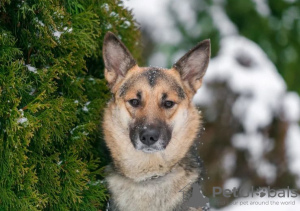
102, 31, 210, 211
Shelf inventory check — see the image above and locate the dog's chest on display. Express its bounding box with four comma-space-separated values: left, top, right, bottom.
107, 168, 198, 211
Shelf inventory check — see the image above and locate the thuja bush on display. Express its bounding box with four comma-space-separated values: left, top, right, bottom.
0, 0, 140, 210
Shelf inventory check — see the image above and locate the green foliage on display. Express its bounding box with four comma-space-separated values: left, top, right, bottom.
0, 0, 140, 210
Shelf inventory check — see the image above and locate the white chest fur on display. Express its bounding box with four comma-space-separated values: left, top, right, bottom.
107, 166, 198, 211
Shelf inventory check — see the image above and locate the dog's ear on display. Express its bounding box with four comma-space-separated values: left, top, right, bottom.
173, 39, 210, 92
103, 32, 136, 90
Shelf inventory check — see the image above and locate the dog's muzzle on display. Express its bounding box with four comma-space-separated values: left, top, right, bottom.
130, 121, 172, 153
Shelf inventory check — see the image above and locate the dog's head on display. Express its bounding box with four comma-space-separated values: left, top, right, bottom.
102, 32, 210, 180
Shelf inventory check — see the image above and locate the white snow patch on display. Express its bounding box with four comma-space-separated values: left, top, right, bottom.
29, 88, 36, 96
210, 5, 238, 37
123, 20, 131, 27
63, 27, 73, 32
17, 109, 28, 124
124, 0, 183, 44
53, 31, 63, 39
285, 124, 300, 188
252, 0, 270, 17
199, 36, 286, 134
222, 151, 237, 175
257, 160, 277, 184
223, 178, 241, 190
282, 92, 300, 122
82, 101, 90, 112
193, 84, 214, 107
38, 21, 45, 27
17, 117, 28, 124
101, 3, 109, 11
231, 133, 265, 161
26, 64, 37, 73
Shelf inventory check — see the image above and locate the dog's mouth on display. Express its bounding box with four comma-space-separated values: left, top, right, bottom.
134, 140, 169, 153
129, 122, 172, 153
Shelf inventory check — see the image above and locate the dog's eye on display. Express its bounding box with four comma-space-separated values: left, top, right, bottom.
163, 101, 175, 109
129, 99, 140, 107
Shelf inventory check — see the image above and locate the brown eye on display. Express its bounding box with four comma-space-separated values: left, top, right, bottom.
163, 101, 175, 109
129, 99, 140, 107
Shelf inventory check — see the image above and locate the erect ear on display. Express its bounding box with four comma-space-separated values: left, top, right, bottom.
103, 32, 136, 90
173, 39, 210, 92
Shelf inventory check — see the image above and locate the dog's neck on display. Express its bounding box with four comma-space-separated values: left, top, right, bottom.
110, 159, 178, 182
108, 147, 201, 182
105, 151, 201, 211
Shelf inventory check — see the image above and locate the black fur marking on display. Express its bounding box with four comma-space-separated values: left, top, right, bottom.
136, 91, 142, 99
175, 85, 185, 99
119, 77, 136, 97
142, 68, 163, 87
162, 93, 168, 101
119, 68, 185, 100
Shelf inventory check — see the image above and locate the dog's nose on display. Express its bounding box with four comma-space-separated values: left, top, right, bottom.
139, 127, 160, 146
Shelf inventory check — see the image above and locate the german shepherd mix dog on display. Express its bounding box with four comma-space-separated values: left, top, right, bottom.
102, 32, 210, 211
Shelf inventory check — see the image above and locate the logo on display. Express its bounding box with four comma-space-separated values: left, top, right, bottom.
212, 186, 298, 198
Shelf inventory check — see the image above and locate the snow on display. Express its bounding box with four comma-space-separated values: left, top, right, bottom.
193, 85, 214, 107
82, 101, 90, 112
29, 88, 36, 96
101, 3, 109, 12
210, 5, 238, 37
252, 0, 270, 17
282, 92, 300, 122
123, 0, 184, 44
285, 124, 300, 188
223, 178, 241, 190
257, 160, 277, 184
63, 27, 72, 32
26, 64, 37, 73
222, 151, 236, 176
34, 17, 45, 27
53, 27, 72, 39
196, 36, 286, 134
231, 133, 265, 160
38, 21, 45, 27
17, 117, 28, 124
53, 31, 63, 39
17, 109, 28, 124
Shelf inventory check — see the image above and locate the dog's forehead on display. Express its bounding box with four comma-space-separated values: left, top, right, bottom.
119, 67, 185, 99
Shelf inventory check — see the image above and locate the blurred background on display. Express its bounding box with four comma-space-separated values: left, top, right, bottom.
123, 0, 300, 210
